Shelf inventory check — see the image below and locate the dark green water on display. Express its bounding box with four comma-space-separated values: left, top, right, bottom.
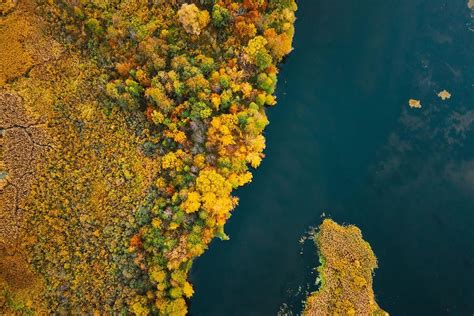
190, 0, 474, 315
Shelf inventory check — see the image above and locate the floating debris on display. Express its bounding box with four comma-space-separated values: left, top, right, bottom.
315, 277, 321, 285
437, 90, 451, 100
277, 303, 293, 316
299, 236, 307, 244
409, 99, 422, 109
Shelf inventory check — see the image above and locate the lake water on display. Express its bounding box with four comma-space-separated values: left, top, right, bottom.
190, 0, 474, 315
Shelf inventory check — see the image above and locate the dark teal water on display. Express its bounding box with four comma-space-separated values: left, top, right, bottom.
190, 1, 474, 315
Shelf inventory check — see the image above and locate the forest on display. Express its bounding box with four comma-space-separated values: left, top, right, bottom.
1, 0, 297, 314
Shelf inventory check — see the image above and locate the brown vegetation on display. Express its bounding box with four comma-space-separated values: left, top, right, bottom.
0, 0, 16, 15
0, 0, 62, 85
0, 1, 57, 312
0, 91, 51, 249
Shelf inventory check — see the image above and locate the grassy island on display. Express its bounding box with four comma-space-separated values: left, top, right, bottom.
1, 0, 297, 314
303, 219, 388, 316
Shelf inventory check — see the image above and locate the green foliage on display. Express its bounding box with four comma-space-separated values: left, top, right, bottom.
256, 50, 273, 70
143, 227, 165, 250
190, 100, 212, 119
195, 55, 215, 75
257, 72, 277, 93
212, 5, 231, 28
268, 0, 298, 10
169, 287, 183, 299
171, 270, 187, 285
1, 290, 34, 316
219, 74, 231, 89
85, 18, 103, 36
135, 207, 152, 226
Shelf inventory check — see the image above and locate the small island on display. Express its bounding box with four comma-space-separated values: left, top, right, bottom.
303, 219, 388, 316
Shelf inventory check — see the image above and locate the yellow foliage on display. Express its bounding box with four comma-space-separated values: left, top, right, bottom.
181, 192, 201, 214
169, 222, 180, 230
228, 171, 253, 188
152, 218, 162, 228
244, 35, 269, 65
151, 110, 165, 124
182, 282, 194, 298
177, 3, 209, 36
193, 154, 206, 169
146, 87, 173, 112
241, 82, 253, 98
150, 268, 167, 284
130, 298, 150, 316
265, 28, 294, 62
155, 177, 167, 189
211, 93, 221, 109
161, 152, 177, 169
173, 131, 187, 144
165, 298, 187, 316
196, 169, 235, 216
245, 36, 268, 60
246, 152, 262, 168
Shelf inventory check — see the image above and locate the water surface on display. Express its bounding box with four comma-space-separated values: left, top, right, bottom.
190, 1, 474, 315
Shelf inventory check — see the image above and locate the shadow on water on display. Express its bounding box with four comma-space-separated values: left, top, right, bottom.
190, 0, 474, 315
